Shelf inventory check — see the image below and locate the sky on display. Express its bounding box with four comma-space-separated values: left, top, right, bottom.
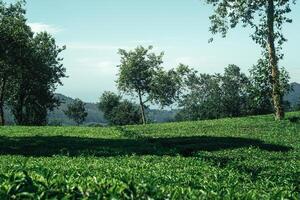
5, 0, 300, 102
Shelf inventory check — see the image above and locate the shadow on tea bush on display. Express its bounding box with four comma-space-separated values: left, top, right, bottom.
288, 116, 300, 123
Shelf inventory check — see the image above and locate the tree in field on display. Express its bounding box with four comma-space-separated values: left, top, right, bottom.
248, 58, 291, 115
117, 46, 185, 124
0, 1, 31, 125
221, 64, 249, 117
203, 0, 296, 120
64, 99, 88, 126
0, 1, 66, 125
98, 91, 140, 126
9, 32, 66, 125
98, 91, 121, 121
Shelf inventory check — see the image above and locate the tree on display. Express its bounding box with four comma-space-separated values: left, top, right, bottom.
117, 46, 184, 124
203, 0, 296, 120
7, 32, 66, 126
0, 1, 66, 126
0, 0, 31, 125
176, 65, 250, 121
176, 68, 223, 121
221, 64, 249, 117
109, 100, 140, 126
98, 91, 140, 126
248, 58, 291, 115
64, 99, 88, 126
98, 91, 121, 122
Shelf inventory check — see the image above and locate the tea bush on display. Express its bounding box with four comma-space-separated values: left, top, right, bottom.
0, 112, 299, 199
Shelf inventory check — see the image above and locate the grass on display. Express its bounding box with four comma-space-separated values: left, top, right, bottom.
0, 112, 299, 199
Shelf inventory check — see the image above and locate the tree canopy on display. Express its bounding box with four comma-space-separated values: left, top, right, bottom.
0, 1, 66, 125
203, 0, 296, 120
117, 46, 185, 124
64, 98, 88, 126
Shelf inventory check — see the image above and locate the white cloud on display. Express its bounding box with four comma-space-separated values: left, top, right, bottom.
175, 56, 195, 65
67, 43, 133, 51
96, 61, 118, 73
67, 44, 123, 51
75, 57, 118, 74
28, 22, 63, 34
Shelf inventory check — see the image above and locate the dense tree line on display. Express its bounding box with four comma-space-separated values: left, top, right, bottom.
98, 45, 292, 125
0, 1, 66, 125
176, 62, 291, 121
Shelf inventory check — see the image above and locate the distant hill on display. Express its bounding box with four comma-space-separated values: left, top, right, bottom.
48, 94, 178, 125
47, 94, 107, 125
284, 82, 300, 106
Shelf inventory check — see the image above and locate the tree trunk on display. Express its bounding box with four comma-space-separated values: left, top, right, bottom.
138, 90, 146, 124
267, 0, 284, 120
0, 78, 7, 126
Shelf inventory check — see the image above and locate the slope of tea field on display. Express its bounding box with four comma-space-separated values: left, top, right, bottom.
0, 113, 299, 199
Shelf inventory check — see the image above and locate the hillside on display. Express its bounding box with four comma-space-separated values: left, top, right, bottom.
48, 94, 178, 125
285, 82, 300, 106
47, 94, 107, 125
0, 113, 299, 198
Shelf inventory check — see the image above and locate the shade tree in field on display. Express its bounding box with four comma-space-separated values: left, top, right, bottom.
64, 98, 88, 126
202, 0, 296, 120
98, 91, 140, 126
0, 1, 31, 125
0, 1, 66, 125
221, 64, 250, 117
8, 32, 66, 125
117, 46, 187, 124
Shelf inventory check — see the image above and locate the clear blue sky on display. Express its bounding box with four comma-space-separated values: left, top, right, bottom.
5, 0, 300, 102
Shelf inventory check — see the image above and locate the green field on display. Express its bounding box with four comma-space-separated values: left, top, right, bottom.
0, 113, 299, 199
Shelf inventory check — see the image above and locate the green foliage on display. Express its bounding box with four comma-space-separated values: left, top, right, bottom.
0, 113, 299, 199
0, 1, 66, 126
98, 91, 140, 126
296, 98, 300, 111
117, 46, 186, 124
248, 58, 291, 114
204, 0, 295, 49
64, 98, 88, 125
177, 65, 250, 121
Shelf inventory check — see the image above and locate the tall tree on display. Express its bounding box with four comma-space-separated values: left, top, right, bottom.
0, 1, 66, 125
203, 0, 296, 120
9, 32, 66, 125
117, 46, 184, 124
0, 0, 31, 125
64, 98, 88, 126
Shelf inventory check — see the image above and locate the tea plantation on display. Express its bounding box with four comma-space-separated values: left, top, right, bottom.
0, 113, 299, 199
